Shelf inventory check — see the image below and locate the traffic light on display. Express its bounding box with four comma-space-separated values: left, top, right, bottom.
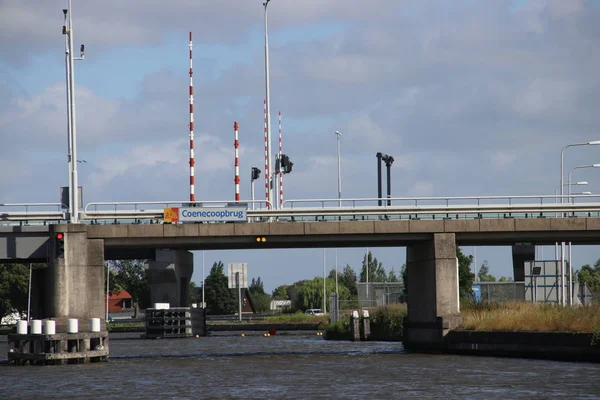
251, 167, 261, 181
280, 154, 293, 174
55, 233, 65, 258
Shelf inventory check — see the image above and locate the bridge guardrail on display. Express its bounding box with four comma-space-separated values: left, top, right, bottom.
0, 203, 67, 222
281, 194, 600, 209
2, 196, 600, 224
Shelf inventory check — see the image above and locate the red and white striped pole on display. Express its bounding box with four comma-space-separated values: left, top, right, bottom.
278, 111, 283, 208
264, 99, 269, 208
188, 31, 195, 203
234, 121, 240, 203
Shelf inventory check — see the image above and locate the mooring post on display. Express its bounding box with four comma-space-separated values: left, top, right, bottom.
360, 309, 371, 340
350, 310, 361, 341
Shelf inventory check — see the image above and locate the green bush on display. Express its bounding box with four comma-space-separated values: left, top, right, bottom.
369, 304, 406, 340
324, 304, 407, 341
324, 319, 352, 340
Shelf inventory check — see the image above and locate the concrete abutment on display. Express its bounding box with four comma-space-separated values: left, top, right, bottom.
146, 249, 194, 307
403, 233, 462, 351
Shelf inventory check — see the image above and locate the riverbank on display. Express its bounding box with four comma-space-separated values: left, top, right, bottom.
323, 303, 600, 362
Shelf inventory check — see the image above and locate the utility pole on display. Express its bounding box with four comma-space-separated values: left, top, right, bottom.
62, 0, 85, 223
263, 0, 274, 209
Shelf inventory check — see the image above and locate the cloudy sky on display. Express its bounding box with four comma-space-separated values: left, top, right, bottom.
2, 0, 600, 292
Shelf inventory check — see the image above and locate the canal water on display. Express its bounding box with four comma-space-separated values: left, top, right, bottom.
1, 332, 599, 399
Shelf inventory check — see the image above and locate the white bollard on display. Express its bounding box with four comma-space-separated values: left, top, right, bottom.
67, 318, 79, 333
17, 320, 28, 334
44, 320, 56, 335
89, 318, 101, 332
31, 319, 42, 334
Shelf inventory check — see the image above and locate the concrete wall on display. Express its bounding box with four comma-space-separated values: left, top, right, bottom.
0, 226, 50, 262
403, 233, 462, 350
82, 217, 600, 258
45, 225, 105, 319
512, 243, 535, 281
146, 249, 193, 307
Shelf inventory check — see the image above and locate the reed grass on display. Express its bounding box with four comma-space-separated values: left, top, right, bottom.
460, 302, 600, 332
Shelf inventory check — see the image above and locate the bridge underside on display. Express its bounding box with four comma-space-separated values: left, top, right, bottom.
4, 217, 598, 350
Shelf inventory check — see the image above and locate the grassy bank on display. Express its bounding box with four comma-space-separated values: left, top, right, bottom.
260, 312, 329, 327
325, 302, 600, 341
460, 302, 600, 333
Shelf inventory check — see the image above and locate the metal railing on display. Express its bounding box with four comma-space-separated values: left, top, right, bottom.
281, 194, 600, 209
2, 196, 600, 224
0, 203, 66, 222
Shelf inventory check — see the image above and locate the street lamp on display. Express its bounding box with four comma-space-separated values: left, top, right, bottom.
335, 131, 342, 207
62, 1, 86, 224
566, 164, 600, 306
558, 141, 600, 306
568, 164, 600, 201
334, 131, 342, 303
263, 0, 274, 209
382, 154, 394, 206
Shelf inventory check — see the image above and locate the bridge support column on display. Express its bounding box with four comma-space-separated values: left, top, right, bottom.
403, 233, 461, 351
47, 225, 106, 320
147, 249, 193, 307
512, 243, 535, 282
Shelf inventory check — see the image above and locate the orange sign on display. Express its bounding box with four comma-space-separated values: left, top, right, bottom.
164, 207, 179, 223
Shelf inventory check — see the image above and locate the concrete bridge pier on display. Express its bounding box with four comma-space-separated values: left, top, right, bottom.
403, 233, 462, 351
39, 225, 106, 320
512, 243, 535, 281
146, 249, 193, 307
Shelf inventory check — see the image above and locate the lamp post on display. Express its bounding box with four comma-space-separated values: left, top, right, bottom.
335, 131, 342, 207
382, 154, 394, 206
334, 131, 342, 302
554, 182, 588, 261
558, 141, 600, 306
567, 164, 600, 306
63, 0, 85, 224
263, 0, 274, 209
323, 248, 327, 313
202, 251, 205, 308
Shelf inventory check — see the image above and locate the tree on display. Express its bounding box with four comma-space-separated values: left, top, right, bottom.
189, 281, 202, 305
203, 261, 237, 315
290, 277, 350, 311
477, 261, 496, 282
0, 263, 29, 321
577, 264, 600, 292
249, 277, 265, 295
457, 246, 475, 299
272, 285, 290, 300
360, 251, 387, 283
339, 265, 358, 296
401, 246, 474, 300
498, 276, 513, 282
248, 276, 271, 313
387, 268, 399, 282
106, 260, 150, 309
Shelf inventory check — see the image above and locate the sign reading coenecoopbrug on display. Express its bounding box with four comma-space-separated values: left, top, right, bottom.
164, 206, 247, 223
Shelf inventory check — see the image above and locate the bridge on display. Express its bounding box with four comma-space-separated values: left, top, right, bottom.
2, 194, 598, 350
